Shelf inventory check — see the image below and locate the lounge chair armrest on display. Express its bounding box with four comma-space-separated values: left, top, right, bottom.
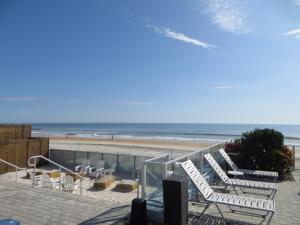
96, 168, 104, 172
88, 166, 95, 173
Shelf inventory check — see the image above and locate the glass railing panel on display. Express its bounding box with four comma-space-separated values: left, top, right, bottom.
145, 162, 165, 205
62, 150, 75, 170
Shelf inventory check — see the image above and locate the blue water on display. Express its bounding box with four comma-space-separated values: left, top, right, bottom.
31, 123, 300, 144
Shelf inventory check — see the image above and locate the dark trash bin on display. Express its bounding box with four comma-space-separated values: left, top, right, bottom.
163, 175, 188, 225
130, 198, 147, 225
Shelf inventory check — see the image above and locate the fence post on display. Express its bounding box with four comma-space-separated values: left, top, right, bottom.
133, 155, 136, 179
141, 162, 147, 199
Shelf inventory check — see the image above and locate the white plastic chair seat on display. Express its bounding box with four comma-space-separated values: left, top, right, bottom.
208, 192, 275, 212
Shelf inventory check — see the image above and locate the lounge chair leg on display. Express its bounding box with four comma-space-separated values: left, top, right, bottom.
233, 187, 239, 196
214, 203, 225, 223
260, 212, 273, 225
200, 203, 210, 217
270, 189, 276, 200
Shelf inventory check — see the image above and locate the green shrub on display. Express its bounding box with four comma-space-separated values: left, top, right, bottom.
225, 128, 293, 178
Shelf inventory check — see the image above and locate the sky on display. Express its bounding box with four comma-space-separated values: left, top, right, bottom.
0, 0, 300, 124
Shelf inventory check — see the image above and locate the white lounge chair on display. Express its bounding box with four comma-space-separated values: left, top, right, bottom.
88, 160, 105, 179
41, 174, 60, 190
181, 160, 275, 225
63, 175, 80, 194
204, 153, 277, 199
75, 159, 91, 176
219, 148, 278, 181
102, 162, 116, 176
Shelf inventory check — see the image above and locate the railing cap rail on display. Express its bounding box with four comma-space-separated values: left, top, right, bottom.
165, 142, 225, 165
27, 155, 84, 179
144, 154, 170, 163
0, 158, 26, 170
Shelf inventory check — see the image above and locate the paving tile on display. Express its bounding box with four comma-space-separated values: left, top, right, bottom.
0, 180, 130, 225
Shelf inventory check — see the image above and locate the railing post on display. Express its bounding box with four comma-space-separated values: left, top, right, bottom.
292, 146, 296, 171
33, 157, 36, 188
163, 163, 168, 179
80, 179, 83, 196
141, 162, 147, 199
136, 179, 140, 198
199, 152, 203, 174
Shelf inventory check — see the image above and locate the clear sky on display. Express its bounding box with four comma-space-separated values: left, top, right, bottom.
0, 0, 300, 124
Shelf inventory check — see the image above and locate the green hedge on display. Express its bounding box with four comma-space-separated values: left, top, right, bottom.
225, 128, 293, 178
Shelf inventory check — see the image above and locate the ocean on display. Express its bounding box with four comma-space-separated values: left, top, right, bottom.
31, 123, 300, 145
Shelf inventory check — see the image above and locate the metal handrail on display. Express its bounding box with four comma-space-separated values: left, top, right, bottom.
144, 154, 170, 163
0, 158, 27, 182
165, 142, 225, 166
27, 155, 84, 196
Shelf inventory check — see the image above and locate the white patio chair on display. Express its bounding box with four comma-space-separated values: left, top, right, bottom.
219, 148, 278, 181
63, 175, 80, 194
204, 153, 277, 199
88, 160, 105, 179
181, 160, 275, 225
33, 174, 43, 187
41, 174, 60, 190
75, 159, 91, 176
102, 162, 116, 176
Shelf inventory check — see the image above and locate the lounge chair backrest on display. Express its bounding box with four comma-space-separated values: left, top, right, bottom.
204, 153, 231, 184
64, 175, 74, 191
181, 160, 214, 200
219, 149, 238, 171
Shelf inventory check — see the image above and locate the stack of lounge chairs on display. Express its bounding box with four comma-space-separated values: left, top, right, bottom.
218, 148, 278, 181
179, 149, 278, 225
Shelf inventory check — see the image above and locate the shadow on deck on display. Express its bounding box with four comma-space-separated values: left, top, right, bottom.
188, 214, 257, 225
78, 205, 130, 225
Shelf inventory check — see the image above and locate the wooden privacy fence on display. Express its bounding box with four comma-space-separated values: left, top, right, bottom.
0, 124, 49, 174
0, 124, 32, 142
0, 138, 49, 173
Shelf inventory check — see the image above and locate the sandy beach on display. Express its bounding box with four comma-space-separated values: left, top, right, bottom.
50, 136, 214, 151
